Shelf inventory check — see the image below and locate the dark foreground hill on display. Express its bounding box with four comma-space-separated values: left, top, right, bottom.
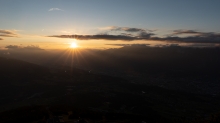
0, 57, 49, 86
0, 57, 220, 123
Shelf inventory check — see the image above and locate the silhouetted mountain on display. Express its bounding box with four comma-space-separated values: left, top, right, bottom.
0, 57, 49, 85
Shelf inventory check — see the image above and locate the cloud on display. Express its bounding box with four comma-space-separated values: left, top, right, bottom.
48, 34, 139, 41
0, 29, 18, 40
5, 45, 43, 50
0, 30, 15, 35
0, 30, 17, 37
48, 26, 155, 41
186, 43, 217, 48
148, 29, 220, 43
100, 26, 155, 35
168, 30, 218, 36
47, 26, 220, 43
106, 26, 146, 32
138, 31, 154, 38
5, 45, 20, 49
23, 45, 43, 50
48, 8, 64, 11
172, 30, 203, 35
105, 44, 150, 47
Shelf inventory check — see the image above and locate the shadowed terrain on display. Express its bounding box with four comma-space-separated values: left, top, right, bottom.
0, 46, 220, 123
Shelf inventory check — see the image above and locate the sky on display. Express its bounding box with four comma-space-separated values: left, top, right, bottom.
0, 0, 220, 49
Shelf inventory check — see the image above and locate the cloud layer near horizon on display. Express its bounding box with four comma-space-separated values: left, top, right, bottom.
48, 26, 220, 43
5, 45, 43, 50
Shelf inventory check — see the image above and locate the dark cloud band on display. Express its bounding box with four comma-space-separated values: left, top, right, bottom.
106, 44, 150, 46
47, 27, 220, 43
48, 34, 139, 41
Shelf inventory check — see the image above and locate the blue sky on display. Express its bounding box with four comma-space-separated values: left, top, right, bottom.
0, 0, 220, 49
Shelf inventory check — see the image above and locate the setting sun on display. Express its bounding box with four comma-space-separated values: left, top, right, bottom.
70, 42, 78, 48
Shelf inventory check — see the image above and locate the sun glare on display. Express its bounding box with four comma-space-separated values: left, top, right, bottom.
70, 42, 78, 48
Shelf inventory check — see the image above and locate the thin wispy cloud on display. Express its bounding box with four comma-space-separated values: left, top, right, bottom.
107, 26, 146, 32
48, 8, 64, 11
0, 29, 18, 40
